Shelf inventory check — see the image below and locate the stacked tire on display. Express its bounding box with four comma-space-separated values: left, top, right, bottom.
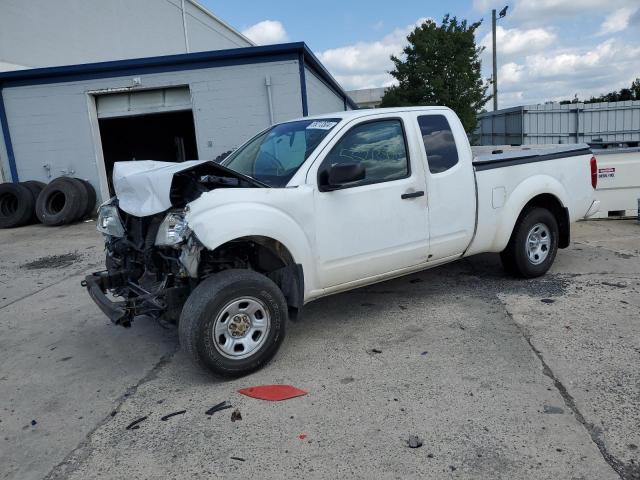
0, 177, 96, 229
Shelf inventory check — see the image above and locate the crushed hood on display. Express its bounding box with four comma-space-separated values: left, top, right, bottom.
113, 160, 208, 217
113, 160, 267, 217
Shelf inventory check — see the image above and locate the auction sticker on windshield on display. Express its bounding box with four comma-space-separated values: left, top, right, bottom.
307, 121, 338, 130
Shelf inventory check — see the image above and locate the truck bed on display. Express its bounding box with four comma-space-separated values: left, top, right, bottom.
471, 144, 591, 170
466, 143, 596, 257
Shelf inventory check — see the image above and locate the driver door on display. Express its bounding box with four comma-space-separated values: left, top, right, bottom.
311, 116, 430, 290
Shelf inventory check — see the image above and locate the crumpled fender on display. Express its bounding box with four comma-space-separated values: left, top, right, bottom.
185, 187, 317, 298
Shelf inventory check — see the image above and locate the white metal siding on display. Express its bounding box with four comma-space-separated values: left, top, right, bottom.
0, 0, 251, 70
96, 87, 192, 118
478, 101, 640, 146
2, 60, 302, 199
304, 67, 345, 115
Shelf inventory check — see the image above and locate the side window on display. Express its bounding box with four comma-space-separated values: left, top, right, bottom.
418, 115, 459, 174
321, 119, 409, 188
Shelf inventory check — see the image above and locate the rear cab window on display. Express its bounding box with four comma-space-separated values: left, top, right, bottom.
417, 115, 459, 174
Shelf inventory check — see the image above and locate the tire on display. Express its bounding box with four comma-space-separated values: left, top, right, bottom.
20, 181, 46, 223
179, 269, 287, 377
0, 183, 35, 228
75, 178, 97, 219
35, 177, 87, 226
500, 207, 559, 278
21, 180, 46, 198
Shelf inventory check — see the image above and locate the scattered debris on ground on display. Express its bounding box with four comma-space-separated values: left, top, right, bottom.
161, 410, 186, 421
205, 401, 232, 416
231, 409, 242, 422
543, 405, 564, 414
125, 416, 148, 430
238, 385, 308, 401
406, 435, 423, 448
20, 252, 81, 270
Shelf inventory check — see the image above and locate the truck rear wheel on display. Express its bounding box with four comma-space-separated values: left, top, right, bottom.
179, 269, 287, 377
500, 207, 559, 278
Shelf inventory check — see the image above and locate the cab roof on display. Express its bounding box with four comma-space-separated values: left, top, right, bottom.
286, 106, 453, 123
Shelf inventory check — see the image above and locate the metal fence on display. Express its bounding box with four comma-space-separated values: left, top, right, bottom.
476, 100, 640, 146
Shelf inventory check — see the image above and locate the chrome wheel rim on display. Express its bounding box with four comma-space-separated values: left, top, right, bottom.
212, 297, 271, 360
526, 223, 551, 265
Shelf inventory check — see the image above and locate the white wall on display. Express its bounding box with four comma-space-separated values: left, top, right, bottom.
1, 60, 302, 197
0, 0, 251, 70
305, 67, 345, 115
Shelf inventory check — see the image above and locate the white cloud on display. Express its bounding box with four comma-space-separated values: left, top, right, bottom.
474, 0, 638, 22
499, 62, 525, 84
242, 20, 289, 45
317, 17, 430, 90
493, 39, 640, 105
481, 26, 556, 57
599, 7, 639, 35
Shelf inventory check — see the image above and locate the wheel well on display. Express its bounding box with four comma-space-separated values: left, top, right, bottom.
200, 236, 304, 317
520, 194, 570, 248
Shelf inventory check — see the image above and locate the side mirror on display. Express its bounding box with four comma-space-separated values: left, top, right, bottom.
323, 162, 365, 189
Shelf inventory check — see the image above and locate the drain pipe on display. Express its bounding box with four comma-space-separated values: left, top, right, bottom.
265, 76, 274, 125
181, 0, 190, 53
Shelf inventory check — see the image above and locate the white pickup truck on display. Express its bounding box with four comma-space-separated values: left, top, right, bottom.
85, 107, 600, 376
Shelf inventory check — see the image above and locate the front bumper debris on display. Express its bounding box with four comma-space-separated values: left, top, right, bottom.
83, 270, 190, 327
82, 272, 130, 326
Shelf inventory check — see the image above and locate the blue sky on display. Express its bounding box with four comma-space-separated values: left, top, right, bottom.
203, 0, 640, 109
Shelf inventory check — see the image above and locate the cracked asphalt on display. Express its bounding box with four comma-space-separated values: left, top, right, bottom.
1, 219, 639, 479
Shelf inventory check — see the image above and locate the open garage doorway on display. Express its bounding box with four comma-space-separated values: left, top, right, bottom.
95, 87, 198, 194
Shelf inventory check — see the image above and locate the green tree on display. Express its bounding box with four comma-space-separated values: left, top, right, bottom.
630, 78, 640, 99
380, 15, 490, 132
558, 77, 640, 104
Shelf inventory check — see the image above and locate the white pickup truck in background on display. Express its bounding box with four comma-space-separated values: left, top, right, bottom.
85, 107, 599, 376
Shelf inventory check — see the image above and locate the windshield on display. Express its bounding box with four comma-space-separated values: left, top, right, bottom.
221, 118, 341, 187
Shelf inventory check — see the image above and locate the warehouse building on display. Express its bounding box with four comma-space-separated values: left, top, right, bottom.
347, 87, 387, 109
0, 0, 253, 71
0, 43, 356, 200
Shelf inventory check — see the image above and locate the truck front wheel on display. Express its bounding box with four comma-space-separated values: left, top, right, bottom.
179, 269, 287, 377
500, 207, 559, 278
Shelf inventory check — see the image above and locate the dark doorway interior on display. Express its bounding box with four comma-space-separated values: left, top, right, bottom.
98, 110, 198, 194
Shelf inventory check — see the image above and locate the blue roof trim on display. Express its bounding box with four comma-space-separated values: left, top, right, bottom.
0, 47, 302, 88
0, 90, 18, 182
298, 52, 309, 117
0, 43, 356, 110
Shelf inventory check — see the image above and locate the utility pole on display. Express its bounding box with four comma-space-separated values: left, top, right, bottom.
492, 6, 508, 112
492, 9, 498, 111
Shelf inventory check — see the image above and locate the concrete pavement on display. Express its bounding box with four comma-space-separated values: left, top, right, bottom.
0, 219, 638, 479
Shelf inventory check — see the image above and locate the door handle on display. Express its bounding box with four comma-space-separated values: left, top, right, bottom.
401, 190, 425, 200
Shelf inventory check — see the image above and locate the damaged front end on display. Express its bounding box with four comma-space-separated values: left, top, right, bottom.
83, 160, 265, 327
83, 200, 197, 327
